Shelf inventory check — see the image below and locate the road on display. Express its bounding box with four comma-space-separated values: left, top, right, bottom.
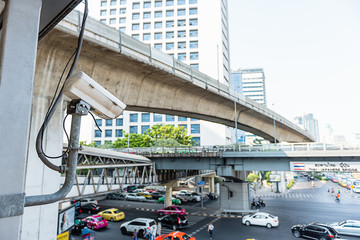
72, 178, 360, 240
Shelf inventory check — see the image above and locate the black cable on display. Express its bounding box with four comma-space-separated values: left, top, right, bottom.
89, 111, 102, 132
36, 0, 88, 161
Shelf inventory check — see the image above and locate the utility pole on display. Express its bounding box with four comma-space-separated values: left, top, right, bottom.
272, 104, 277, 144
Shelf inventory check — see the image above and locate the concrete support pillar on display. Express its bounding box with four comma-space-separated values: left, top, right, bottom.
164, 185, 173, 207
209, 177, 215, 193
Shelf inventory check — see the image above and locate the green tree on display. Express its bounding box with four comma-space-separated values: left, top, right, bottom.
113, 132, 152, 148
246, 173, 258, 182
147, 124, 193, 146
80, 141, 98, 147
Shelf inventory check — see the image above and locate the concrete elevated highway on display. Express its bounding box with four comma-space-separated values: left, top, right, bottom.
36, 10, 313, 143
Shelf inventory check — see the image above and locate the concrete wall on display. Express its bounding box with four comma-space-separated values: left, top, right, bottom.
220, 182, 250, 212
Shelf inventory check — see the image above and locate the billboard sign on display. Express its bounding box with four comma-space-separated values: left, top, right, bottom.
290, 162, 360, 172
58, 205, 75, 234
269, 174, 281, 182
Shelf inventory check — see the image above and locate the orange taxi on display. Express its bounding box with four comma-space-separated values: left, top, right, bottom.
155, 231, 195, 240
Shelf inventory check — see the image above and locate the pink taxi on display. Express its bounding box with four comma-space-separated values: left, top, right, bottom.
157, 205, 186, 216
83, 215, 108, 230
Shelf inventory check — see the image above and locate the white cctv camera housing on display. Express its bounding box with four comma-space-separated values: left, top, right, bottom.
63, 71, 126, 119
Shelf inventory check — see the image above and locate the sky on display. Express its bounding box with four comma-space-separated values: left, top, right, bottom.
228, 0, 360, 141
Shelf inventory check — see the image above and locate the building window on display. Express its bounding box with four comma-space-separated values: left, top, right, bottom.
110, 18, 116, 24
110, 0, 117, 5
190, 64, 199, 70
178, 0, 185, 5
189, 18, 198, 26
95, 141, 101, 146
95, 130, 102, 138
100, 19, 106, 24
155, 11, 162, 18
115, 129, 123, 137
132, 34, 140, 40
192, 137, 200, 146
132, 23, 140, 30
132, 13, 140, 20
191, 118, 199, 121
169, 54, 174, 57
105, 119, 113, 126
190, 41, 198, 49
142, 113, 150, 122
101, 1, 107, 7
143, 33, 151, 41
177, 9, 186, 16
166, 115, 175, 121
153, 113, 162, 122
178, 19, 185, 27
190, 52, 199, 60
166, 31, 174, 39
179, 124, 187, 130
100, 10, 107, 16
120, 0, 126, 4
144, 12, 151, 19
178, 53, 186, 61
166, 0, 174, 6
130, 126, 138, 134
190, 29, 198, 37
191, 124, 200, 133
154, 32, 163, 39
120, 27, 126, 32
143, 22, 151, 30
155, 22, 162, 29
166, 42, 174, 50
119, 18, 126, 23
120, 8, 126, 14
116, 118, 123, 126
154, 43, 162, 50
144, 1, 151, 8
178, 42, 186, 49
110, 8, 116, 15
95, 119, 102, 127
178, 116, 187, 121
130, 113, 138, 122
166, 10, 174, 17
132, 2, 140, 9
189, 0, 197, 3
155, 0, 162, 7
166, 20, 174, 28
178, 30, 186, 38
141, 125, 150, 133
105, 129, 112, 137
189, 8, 197, 15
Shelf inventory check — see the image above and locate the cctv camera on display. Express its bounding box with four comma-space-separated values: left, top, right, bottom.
63, 71, 126, 119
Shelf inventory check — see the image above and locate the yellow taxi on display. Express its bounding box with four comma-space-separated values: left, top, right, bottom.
138, 192, 152, 199
98, 208, 125, 221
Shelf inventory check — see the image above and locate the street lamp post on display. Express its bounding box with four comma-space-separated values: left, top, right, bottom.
272, 104, 277, 144
234, 97, 238, 149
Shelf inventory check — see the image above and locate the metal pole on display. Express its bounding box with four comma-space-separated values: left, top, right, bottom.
234, 97, 238, 147
272, 104, 277, 144
128, 131, 130, 153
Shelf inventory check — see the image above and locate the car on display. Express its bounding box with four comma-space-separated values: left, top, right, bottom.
353, 185, 360, 193
151, 192, 165, 200
137, 192, 153, 199
120, 218, 156, 237
328, 220, 360, 236
158, 197, 181, 205
71, 217, 87, 234
155, 231, 195, 240
157, 206, 186, 216
291, 223, 339, 239
144, 188, 158, 193
106, 192, 125, 200
331, 177, 339, 183
176, 193, 201, 202
98, 208, 125, 221
80, 198, 98, 207
81, 204, 100, 214
178, 190, 193, 195
158, 214, 188, 230
83, 215, 108, 230
125, 193, 146, 201
242, 212, 279, 228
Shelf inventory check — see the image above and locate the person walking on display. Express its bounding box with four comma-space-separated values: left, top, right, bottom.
132, 229, 137, 240
208, 222, 214, 239
156, 222, 162, 237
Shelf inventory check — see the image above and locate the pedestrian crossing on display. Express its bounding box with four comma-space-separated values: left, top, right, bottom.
260, 193, 322, 200
161, 215, 206, 235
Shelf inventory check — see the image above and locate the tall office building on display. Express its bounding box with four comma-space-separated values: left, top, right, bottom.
86, 0, 232, 146
293, 113, 320, 142
230, 68, 266, 144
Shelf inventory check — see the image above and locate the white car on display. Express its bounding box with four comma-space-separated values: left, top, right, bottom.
120, 218, 156, 237
125, 193, 146, 201
242, 212, 279, 228
178, 190, 193, 195
176, 193, 201, 202
80, 198, 98, 206
353, 185, 360, 193
328, 220, 360, 236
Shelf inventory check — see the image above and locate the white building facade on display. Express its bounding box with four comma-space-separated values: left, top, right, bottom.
230, 68, 267, 144
86, 0, 232, 146
293, 113, 320, 142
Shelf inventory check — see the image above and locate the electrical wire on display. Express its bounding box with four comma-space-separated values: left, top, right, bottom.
89, 111, 102, 132
36, 0, 88, 162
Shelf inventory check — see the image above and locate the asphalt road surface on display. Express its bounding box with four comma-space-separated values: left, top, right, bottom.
72, 178, 360, 240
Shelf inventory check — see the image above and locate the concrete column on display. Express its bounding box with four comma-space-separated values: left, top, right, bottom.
164, 185, 173, 207
0, 0, 42, 239
209, 177, 215, 193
